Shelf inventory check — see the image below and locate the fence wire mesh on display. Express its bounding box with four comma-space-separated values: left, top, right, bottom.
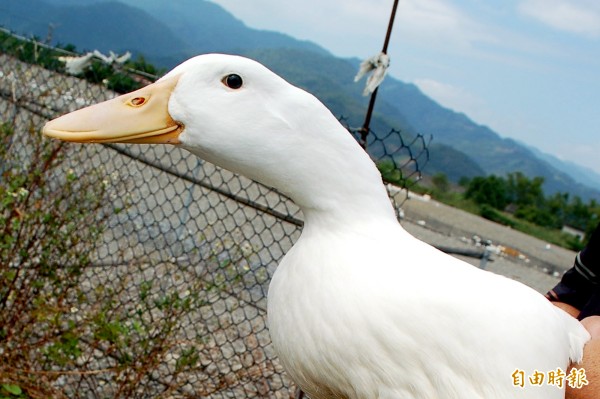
0, 31, 429, 398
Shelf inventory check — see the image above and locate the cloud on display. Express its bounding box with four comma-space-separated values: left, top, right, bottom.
413, 78, 484, 114
518, 0, 600, 37
396, 0, 481, 49
211, 0, 492, 57
210, 0, 392, 56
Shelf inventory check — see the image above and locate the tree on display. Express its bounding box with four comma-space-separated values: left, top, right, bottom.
546, 192, 569, 222
432, 173, 450, 193
565, 196, 592, 231
464, 175, 509, 210
506, 172, 545, 208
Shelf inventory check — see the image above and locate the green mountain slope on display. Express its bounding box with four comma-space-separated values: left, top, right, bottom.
0, 0, 188, 59
120, 0, 329, 57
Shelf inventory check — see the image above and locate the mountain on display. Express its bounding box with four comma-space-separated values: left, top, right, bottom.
0, 0, 188, 59
2, 0, 598, 200
378, 80, 600, 200
3, 0, 328, 66
120, 0, 329, 57
524, 144, 600, 191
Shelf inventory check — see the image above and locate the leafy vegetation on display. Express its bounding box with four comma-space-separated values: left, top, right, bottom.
415, 171, 599, 250
0, 120, 104, 397
0, 119, 231, 397
0, 29, 161, 94
0, 29, 278, 397
465, 172, 599, 234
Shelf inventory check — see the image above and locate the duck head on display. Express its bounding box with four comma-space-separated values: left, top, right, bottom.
44, 54, 394, 220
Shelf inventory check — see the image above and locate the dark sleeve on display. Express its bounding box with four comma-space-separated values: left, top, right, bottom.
546, 223, 599, 317
580, 223, 600, 274
576, 224, 600, 319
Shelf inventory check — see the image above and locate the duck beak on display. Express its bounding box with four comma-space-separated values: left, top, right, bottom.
43, 75, 183, 144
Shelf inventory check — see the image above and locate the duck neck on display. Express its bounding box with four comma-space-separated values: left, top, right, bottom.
298, 182, 398, 234
281, 137, 399, 231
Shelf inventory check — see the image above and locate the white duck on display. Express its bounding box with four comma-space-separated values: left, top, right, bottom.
44, 54, 589, 399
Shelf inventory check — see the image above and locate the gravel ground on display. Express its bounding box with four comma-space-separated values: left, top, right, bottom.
396, 192, 575, 294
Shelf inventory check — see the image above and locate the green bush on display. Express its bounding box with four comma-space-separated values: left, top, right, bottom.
478, 204, 516, 228
0, 120, 252, 397
0, 121, 211, 398
0, 30, 158, 94
0, 121, 107, 397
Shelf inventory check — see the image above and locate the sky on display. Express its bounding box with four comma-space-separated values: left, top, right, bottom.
210, 0, 600, 174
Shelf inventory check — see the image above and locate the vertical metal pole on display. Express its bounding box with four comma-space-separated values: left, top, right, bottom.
359, 0, 400, 149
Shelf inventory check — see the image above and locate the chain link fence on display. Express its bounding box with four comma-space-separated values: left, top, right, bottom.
0, 31, 429, 398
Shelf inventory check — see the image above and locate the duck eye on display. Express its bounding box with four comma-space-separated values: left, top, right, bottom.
223, 74, 243, 89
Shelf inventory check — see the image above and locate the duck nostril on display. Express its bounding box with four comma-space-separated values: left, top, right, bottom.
129, 97, 147, 106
